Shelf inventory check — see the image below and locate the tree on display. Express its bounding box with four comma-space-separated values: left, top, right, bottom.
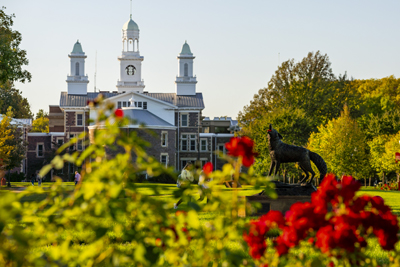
357, 109, 400, 141
0, 81, 32, 118
381, 131, 400, 183
239, 51, 361, 141
308, 106, 369, 179
368, 135, 390, 183
0, 107, 13, 161
31, 109, 49, 133
0, 7, 31, 85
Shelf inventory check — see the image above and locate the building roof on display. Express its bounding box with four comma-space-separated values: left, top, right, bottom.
71, 41, 84, 54
180, 41, 192, 55
123, 18, 139, 31
123, 109, 174, 127
60, 92, 119, 107
0, 114, 32, 126
143, 92, 204, 108
60, 92, 204, 109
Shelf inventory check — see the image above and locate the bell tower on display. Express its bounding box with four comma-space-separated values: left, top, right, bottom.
116, 12, 145, 93
67, 40, 89, 95
175, 41, 197, 96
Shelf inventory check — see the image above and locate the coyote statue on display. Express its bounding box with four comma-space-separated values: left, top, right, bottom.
267, 124, 327, 184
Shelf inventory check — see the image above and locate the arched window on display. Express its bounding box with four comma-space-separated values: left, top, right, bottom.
134, 39, 138, 52
184, 63, 188, 77
128, 39, 134, 51
75, 62, 79, 76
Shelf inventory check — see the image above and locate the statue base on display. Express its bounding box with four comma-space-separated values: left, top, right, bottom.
239, 181, 317, 217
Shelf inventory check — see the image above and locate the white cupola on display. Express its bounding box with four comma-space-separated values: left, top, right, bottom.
66, 40, 89, 95
116, 14, 145, 93
175, 41, 197, 96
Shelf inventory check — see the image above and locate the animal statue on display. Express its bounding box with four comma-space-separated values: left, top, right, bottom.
267, 124, 327, 184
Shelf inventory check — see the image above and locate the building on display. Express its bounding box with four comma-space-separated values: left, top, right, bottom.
24, 13, 207, 180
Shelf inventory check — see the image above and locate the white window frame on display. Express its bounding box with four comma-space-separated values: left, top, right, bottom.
161, 131, 168, 147
181, 113, 188, 127
56, 137, 64, 147
77, 139, 83, 151
37, 143, 44, 158
117, 101, 122, 109
69, 134, 75, 151
217, 143, 226, 158
143, 102, 147, 110
200, 138, 208, 152
181, 134, 188, 151
122, 101, 127, 107
160, 153, 168, 166
76, 113, 83, 126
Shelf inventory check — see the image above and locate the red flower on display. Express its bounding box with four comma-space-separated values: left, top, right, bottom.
225, 136, 258, 167
203, 162, 213, 175
114, 109, 124, 118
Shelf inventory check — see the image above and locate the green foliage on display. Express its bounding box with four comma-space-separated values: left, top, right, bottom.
308, 106, 369, 178
4, 108, 27, 171
357, 109, 400, 141
239, 51, 360, 133
0, 81, 32, 118
0, 100, 273, 266
0, 107, 13, 162
31, 116, 49, 133
0, 7, 31, 84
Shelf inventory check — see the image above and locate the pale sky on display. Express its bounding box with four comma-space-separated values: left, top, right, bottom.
4, 0, 400, 119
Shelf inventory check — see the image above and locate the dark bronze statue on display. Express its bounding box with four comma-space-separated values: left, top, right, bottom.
267, 124, 327, 184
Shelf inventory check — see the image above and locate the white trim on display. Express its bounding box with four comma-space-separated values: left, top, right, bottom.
88, 125, 177, 130
105, 92, 178, 109
76, 113, 84, 126
199, 133, 234, 138
161, 131, 168, 147
180, 113, 188, 127
28, 132, 66, 137
200, 138, 208, 152
36, 142, 45, 158
160, 153, 169, 166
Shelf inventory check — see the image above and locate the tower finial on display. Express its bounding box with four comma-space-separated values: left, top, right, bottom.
130, 0, 132, 19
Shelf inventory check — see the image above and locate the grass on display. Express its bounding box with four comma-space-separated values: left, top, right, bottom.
1, 182, 399, 265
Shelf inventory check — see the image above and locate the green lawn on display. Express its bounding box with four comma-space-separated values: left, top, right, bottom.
1, 183, 399, 265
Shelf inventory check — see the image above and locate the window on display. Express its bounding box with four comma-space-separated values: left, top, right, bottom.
184, 63, 188, 77
76, 114, 83, 126
217, 144, 225, 158
200, 139, 207, 152
128, 101, 131, 107
161, 132, 168, 147
181, 134, 188, 151
118, 101, 122, 109
143, 102, 147, 109
77, 140, 83, 151
37, 143, 44, 157
181, 114, 188, 127
181, 160, 188, 169
160, 154, 168, 166
138, 102, 142, 108
75, 62, 79, 76
69, 134, 75, 151
181, 134, 197, 151
122, 101, 127, 107
203, 127, 210, 133
57, 138, 64, 147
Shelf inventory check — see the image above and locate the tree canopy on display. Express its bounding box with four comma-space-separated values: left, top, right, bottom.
31, 109, 49, 133
0, 7, 31, 85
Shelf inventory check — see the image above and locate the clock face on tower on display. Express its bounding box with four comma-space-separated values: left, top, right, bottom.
126, 65, 136, 75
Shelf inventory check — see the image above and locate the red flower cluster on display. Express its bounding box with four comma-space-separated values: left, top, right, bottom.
114, 109, 124, 118
243, 174, 399, 260
380, 182, 398, 191
203, 162, 213, 175
225, 136, 258, 167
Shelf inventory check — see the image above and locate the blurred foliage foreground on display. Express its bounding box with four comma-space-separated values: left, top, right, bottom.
0, 102, 274, 267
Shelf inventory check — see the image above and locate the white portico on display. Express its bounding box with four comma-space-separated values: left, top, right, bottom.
116, 15, 145, 93
67, 41, 89, 95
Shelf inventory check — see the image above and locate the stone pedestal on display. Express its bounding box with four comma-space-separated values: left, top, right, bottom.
241, 181, 316, 217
